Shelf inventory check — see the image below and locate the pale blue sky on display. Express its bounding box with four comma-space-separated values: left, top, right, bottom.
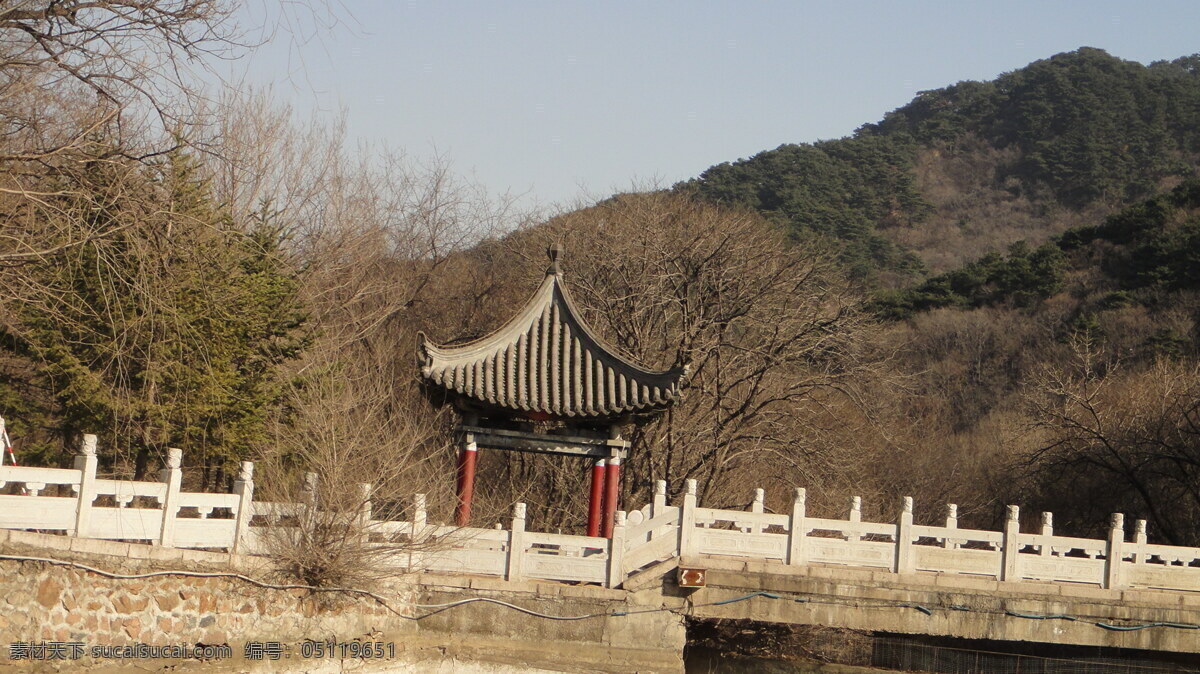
231, 1, 1200, 207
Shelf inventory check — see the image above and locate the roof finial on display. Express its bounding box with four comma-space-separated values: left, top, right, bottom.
547, 243, 563, 276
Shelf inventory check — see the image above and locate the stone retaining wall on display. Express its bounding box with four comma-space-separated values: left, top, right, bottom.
0, 529, 686, 673
4, 563, 406, 650
0, 530, 415, 671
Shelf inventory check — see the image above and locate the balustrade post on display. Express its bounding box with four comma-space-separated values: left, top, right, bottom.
944, 504, 958, 549
1040, 512, 1054, 557
407, 494, 427, 571
749, 488, 765, 534
895, 496, 914, 574
412, 493, 427, 535
72, 434, 98, 538
678, 479, 698, 560
787, 488, 807, 566
1001, 505, 1020, 582
847, 496, 862, 542
1104, 513, 1125, 590
506, 503, 526, 582
300, 471, 318, 526
606, 510, 627, 589
298, 471, 318, 538
1133, 519, 1147, 564
156, 448, 182, 547
231, 461, 255, 554
357, 483, 373, 545
652, 480, 666, 518
648, 480, 668, 541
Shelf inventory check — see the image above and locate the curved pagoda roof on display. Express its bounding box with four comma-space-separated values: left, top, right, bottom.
418, 246, 685, 419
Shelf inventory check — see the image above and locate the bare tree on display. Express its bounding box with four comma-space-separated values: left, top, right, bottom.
1022, 341, 1200, 545
0, 2, 343, 268
426, 191, 886, 530
0, 0, 240, 160
0, 0, 241, 266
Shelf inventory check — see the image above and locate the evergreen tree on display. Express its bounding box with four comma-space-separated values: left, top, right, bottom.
3, 148, 306, 480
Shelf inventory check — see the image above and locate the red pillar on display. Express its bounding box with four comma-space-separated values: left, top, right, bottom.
587, 459, 606, 537
454, 441, 478, 527
602, 456, 621, 538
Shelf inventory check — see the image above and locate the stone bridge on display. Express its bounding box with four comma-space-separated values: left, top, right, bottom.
3, 441, 1200, 670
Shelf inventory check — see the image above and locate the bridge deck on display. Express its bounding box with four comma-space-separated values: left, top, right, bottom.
666, 555, 1200, 654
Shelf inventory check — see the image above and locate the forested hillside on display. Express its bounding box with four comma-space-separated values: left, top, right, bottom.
869, 179, 1200, 545
667, 47, 1200, 547
681, 48, 1200, 277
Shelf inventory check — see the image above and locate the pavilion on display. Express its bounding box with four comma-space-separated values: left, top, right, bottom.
417, 245, 685, 536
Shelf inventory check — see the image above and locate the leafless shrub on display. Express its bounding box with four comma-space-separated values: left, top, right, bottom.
252, 364, 453, 588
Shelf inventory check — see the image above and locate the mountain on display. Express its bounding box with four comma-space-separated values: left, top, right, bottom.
678, 48, 1200, 280
874, 178, 1200, 332
673, 48, 1200, 543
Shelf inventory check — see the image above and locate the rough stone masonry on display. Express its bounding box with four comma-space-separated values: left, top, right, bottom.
0, 529, 687, 673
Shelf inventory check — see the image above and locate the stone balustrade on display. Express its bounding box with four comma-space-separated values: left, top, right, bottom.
0, 437, 253, 552
3, 440, 1200, 594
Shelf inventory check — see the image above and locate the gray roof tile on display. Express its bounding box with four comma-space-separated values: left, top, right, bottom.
418, 260, 684, 419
